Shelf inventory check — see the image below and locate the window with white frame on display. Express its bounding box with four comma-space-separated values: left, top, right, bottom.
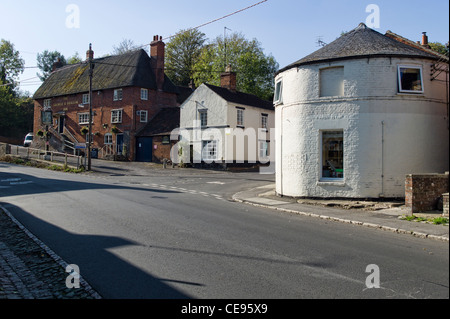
104, 133, 113, 145
78, 113, 90, 125
43, 99, 52, 109
202, 140, 217, 161
111, 109, 123, 124
237, 108, 244, 126
199, 110, 208, 127
139, 110, 148, 123
274, 79, 283, 104
259, 141, 269, 159
320, 67, 344, 97
398, 65, 424, 93
261, 113, 268, 129
321, 130, 344, 179
82, 94, 90, 105
113, 89, 123, 101
141, 88, 148, 100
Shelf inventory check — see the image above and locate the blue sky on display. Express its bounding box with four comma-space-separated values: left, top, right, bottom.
1, 0, 449, 95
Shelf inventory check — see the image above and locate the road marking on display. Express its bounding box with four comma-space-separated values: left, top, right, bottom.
137, 182, 227, 203
207, 181, 226, 185
1, 178, 21, 182
10, 181, 33, 185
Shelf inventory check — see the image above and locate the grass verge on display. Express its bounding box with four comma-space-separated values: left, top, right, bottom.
0, 155, 85, 174
400, 214, 449, 225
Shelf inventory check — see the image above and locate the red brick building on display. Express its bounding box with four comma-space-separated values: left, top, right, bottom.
32, 35, 184, 162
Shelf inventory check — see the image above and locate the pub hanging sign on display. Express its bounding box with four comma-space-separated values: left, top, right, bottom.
41, 111, 53, 125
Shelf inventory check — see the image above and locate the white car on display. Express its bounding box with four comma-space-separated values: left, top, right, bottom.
23, 133, 33, 147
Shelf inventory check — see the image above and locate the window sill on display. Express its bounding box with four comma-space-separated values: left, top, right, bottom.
396, 92, 424, 96
317, 180, 346, 187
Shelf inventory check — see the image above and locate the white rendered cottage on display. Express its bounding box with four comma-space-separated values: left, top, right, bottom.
177, 67, 275, 168
274, 23, 449, 198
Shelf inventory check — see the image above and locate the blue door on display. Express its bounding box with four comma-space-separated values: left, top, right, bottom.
136, 137, 153, 162
116, 134, 124, 155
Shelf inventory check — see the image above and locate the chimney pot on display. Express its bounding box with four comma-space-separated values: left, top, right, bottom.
422, 32, 429, 47
220, 64, 237, 92
52, 58, 63, 72
86, 43, 94, 61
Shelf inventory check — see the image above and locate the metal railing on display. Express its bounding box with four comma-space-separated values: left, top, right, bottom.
100, 144, 115, 158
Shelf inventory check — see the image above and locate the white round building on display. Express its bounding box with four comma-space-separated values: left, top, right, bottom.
274, 23, 449, 199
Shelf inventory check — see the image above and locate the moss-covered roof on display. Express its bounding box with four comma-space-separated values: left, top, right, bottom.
33, 49, 178, 99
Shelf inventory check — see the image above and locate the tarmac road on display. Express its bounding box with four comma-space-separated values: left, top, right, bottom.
0, 161, 448, 299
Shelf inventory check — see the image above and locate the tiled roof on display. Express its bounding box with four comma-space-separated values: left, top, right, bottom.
33, 49, 179, 99
136, 107, 180, 137
204, 84, 274, 111
278, 23, 441, 74
176, 86, 194, 105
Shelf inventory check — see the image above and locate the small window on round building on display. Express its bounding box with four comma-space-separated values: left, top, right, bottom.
398, 65, 423, 93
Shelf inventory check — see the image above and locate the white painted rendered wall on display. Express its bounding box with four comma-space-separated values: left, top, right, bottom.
179, 84, 275, 163
275, 57, 449, 198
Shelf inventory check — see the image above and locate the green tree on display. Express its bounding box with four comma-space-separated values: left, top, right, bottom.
165, 29, 207, 86
67, 52, 83, 64
429, 42, 449, 57
0, 86, 34, 138
0, 39, 25, 89
36, 50, 67, 81
193, 32, 278, 101
0, 40, 33, 139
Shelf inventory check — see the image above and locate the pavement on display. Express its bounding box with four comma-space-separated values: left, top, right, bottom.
233, 184, 449, 242
0, 167, 448, 299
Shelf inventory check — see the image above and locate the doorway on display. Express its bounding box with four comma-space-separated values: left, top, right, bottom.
136, 137, 153, 162
116, 134, 124, 155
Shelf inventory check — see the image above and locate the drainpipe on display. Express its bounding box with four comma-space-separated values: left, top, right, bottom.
280, 106, 284, 196
380, 120, 385, 198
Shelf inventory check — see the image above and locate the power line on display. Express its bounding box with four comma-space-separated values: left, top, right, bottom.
93, 60, 227, 73
163, 0, 268, 41
0, 76, 41, 87
134, 0, 268, 50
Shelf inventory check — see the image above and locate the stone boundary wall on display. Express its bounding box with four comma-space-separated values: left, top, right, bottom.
0, 143, 11, 157
405, 173, 449, 214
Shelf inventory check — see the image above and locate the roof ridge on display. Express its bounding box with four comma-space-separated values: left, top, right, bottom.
277, 23, 441, 74
202, 83, 274, 110
33, 48, 180, 99
385, 30, 449, 61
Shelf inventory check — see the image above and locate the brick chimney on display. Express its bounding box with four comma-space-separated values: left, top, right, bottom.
151, 35, 165, 91
220, 64, 237, 92
52, 58, 63, 72
421, 32, 430, 48
86, 43, 94, 61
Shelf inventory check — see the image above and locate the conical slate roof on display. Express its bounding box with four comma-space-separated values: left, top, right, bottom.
277, 23, 440, 74
33, 49, 178, 99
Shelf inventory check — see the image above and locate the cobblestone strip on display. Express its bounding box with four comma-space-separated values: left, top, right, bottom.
0, 242, 53, 299
0, 205, 102, 299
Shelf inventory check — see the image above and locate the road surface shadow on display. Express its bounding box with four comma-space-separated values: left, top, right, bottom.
0, 171, 181, 198
1, 202, 191, 299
